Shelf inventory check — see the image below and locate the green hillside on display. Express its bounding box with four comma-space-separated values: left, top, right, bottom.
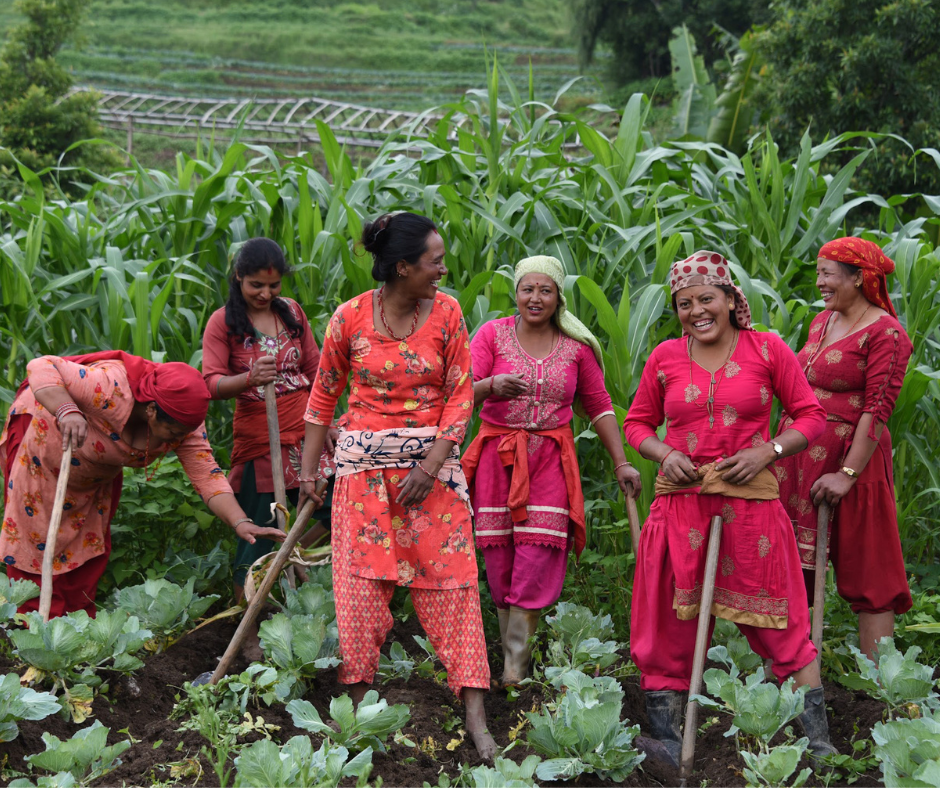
0, 0, 609, 110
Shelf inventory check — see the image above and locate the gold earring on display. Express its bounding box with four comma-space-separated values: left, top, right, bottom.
855, 282, 861, 288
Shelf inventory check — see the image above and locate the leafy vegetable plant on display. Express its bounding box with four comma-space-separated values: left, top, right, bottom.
839, 637, 939, 719
258, 613, 340, 698
15, 720, 130, 786
9, 610, 151, 722
542, 602, 623, 678
871, 708, 940, 787
525, 669, 643, 781
287, 691, 411, 754
423, 756, 542, 788
0, 672, 60, 743
233, 737, 373, 788
0, 575, 39, 626
377, 641, 415, 683
692, 646, 810, 788
273, 577, 336, 620
113, 577, 218, 652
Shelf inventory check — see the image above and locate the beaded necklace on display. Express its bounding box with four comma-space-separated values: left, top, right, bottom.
378, 286, 421, 341
686, 330, 740, 429
801, 304, 872, 374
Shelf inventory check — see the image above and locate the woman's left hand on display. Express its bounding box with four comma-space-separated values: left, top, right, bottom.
235, 521, 287, 544
324, 426, 340, 454
716, 446, 772, 485
616, 464, 642, 498
396, 464, 437, 507
810, 472, 856, 507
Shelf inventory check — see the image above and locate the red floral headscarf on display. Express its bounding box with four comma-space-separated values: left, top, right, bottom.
817, 237, 898, 318
669, 250, 754, 331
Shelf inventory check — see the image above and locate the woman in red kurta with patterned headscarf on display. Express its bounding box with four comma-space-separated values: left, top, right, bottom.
623, 251, 834, 768
299, 212, 496, 760
1, 353, 283, 618
776, 237, 913, 661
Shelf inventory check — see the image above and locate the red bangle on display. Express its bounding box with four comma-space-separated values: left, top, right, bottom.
415, 462, 436, 479
661, 447, 677, 464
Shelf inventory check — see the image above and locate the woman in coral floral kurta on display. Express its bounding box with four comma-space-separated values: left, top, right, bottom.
300, 212, 495, 761
1, 354, 282, 617
305, 291, 478, 590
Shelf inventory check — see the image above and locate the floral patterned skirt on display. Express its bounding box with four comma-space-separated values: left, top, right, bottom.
331, 469, 478, 590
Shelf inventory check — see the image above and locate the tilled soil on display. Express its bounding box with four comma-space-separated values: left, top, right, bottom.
1, 616, 885, 787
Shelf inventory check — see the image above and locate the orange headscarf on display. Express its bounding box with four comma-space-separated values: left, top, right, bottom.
817, 237, 898, 318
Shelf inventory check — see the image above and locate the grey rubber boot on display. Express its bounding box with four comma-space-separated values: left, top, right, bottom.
502, 606, 540, 686
796, 686, 839, 760
635, 690, 686, 768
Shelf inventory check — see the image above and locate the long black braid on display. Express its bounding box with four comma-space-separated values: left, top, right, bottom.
224, 237, 303, 340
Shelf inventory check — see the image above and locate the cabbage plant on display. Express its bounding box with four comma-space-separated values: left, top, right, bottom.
872, 709, 940, 787
692, 646, 810, 787
287, 691, 410, 754
525, 669, 643, 781
543, 602, 622, 678
839, 637, 939, 718
0, 672, 60, 743
233, 737, 373, 788
0, 575, 39, 626
113, 577, 218, 652
274, 577, 336, 621
15, 720, 130, 785
9, 610, 151, 722
257, 612, 340, 699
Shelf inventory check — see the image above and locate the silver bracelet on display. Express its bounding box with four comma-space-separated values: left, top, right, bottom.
232, 517, 254, 531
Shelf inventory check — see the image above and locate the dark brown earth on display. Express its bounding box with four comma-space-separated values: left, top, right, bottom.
0, 616, 885, 788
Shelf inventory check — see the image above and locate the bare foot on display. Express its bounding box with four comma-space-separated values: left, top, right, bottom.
463, 687, 496, 760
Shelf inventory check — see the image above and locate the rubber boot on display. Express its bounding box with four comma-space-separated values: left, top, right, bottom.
635, 690, 685, 769
796, 686, 839, 760
502, 606, 540, 686
496, 608, 510, 686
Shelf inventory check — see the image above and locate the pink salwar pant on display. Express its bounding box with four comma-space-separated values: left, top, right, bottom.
482, 542, 568, 610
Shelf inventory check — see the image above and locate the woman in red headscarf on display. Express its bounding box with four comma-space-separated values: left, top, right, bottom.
776, 237, 913, 660
0, 352, 284, 618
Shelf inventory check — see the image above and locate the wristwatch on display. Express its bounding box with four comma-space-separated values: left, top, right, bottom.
840, 466, 860, 478
771, 441, 784, 458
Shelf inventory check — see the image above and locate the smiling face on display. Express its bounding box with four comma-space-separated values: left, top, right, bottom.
515, 273, 559, 328
238, 267, 283, 313
675, 285, 735, 344
816, 257, 863, 314
400, 230, 447, 299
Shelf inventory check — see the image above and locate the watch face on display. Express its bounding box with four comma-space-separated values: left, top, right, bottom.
773, 442, 783, 455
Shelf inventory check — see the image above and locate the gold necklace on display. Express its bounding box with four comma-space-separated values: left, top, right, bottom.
687, 330, 739, 429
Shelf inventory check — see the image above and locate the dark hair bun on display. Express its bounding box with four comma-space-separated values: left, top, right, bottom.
361, 212, 438, 282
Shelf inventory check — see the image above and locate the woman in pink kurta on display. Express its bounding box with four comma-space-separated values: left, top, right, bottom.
299, 212, 495, 760
0, 353, 283, 618
461, 255, 641, 688
623, 252, 835, 768
776, 237, 914, 660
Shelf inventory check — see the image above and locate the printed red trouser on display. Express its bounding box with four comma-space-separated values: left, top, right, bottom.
332, 561, 491, 696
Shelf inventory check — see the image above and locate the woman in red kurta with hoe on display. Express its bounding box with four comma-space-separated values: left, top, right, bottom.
776, 238, 913, 661
0, 353, 284, 618
202, 238, 335, 600
623, 252, 835, 768
300, 212, 496, 760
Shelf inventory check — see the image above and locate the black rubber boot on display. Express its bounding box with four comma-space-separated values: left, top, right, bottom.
796, 686, 839, 760
636, 690, 685, 769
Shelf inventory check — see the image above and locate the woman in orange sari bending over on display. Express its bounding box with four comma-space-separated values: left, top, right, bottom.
300, 212, 496, 760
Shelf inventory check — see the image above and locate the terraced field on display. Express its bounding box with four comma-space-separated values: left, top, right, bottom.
0, 0, 610, 111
